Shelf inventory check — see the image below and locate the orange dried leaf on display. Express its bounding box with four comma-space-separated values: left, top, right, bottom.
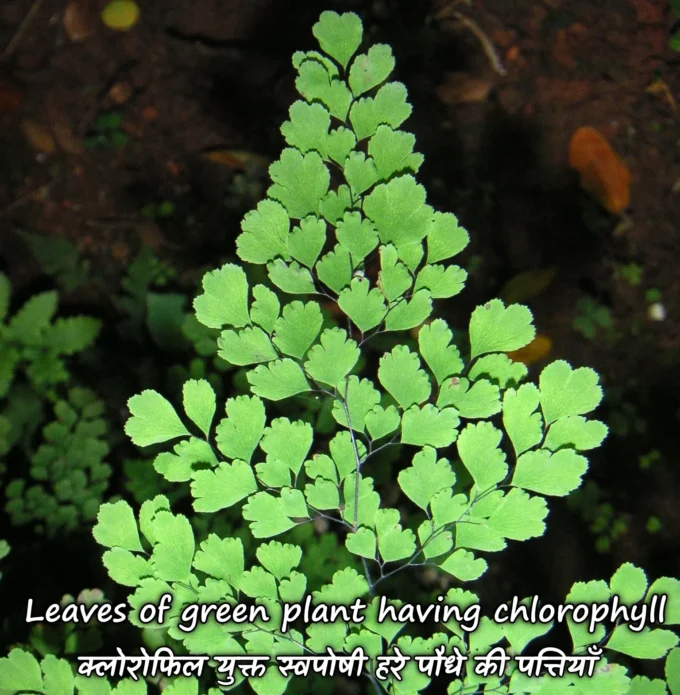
141, 106, 158, 121
22, 119, 56, 153
167, 160, 180, 177
52, 120, 84, 154
506, 45, 520, 62
47, 96, 85, 155
200, 149, 270, 171
568, 126, 630, 214
108, 82, 133, 105
63, 0, 95, 42
436, 73, 493, 105
506, 334, 552, 366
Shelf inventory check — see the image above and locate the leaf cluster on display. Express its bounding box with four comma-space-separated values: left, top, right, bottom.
0, 274, 104, 560
4, 388, 112, 536
0, 272, 101, 397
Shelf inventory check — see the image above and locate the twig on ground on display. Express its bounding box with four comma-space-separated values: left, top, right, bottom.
0, 0, 47, 64
431, 0, 472, 23
0, 178, 59, 218
452, 11, 507, 76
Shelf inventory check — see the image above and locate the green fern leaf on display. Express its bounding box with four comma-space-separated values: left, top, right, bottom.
194, 264, 250, 329
512, 449, 588, 497
378, 345, 430, 409
267, 149, 330, 219
237, 199, 291, 264
369, 125, 423, 180
247, 359, 310, 401
305, 328, 360, 389
400, 404, 459, 447
469, 299, 535, 360
288, 216, 327, 268
375, 508, 416, 562
191, 460, 257, 513
93, 500, 144, 552
335, 211, 379, 263
215, 395, 266, 463
398, 447, 455, 510
539, 360, 604, 424
338, 277, 387, 332
349, 82, 412, 140
281, 101, 331, 156
125, 390, 189, 447
312, 10, 362, 69
316, 245, 352, 293
193, 534, 244, 588
260, 418, 313, 476
364, 175, 432, 248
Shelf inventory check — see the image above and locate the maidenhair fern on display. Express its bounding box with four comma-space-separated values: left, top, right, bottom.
4, 387, 112, 536
0, 272, 101, 397
0, 274, 104, 545
2, 10, 679, 695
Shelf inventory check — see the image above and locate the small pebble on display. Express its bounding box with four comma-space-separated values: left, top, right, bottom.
648, 303, 666, 321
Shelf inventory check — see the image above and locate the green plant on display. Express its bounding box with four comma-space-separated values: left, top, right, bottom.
4, 387, 112, 536
572, 297, 617, 342
670, 0, 680, 51
614, 263, 643, 287
142, 200, 176, 221
111, 247, 231, 403
0, 273, 109, 538
0, 273, 101, 398
115, 247, 180, 341
647, 516, 663, 534
0, 274, 106, 585
639, 449, 662, 470
645, 288, 662, 304
0, 539, 8, 580
567, 481, 630, 554
606, 383, 648, 438
3, 11, 680, 695
17, 231, 90, 293
85, 110, 128, 149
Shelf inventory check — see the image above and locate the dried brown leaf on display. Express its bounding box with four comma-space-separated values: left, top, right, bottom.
436, 73, 493, 105
47, 95, 85, 155
22, 119, 56, 153
200, 149, 270, 172
569, 127, 631, 214
63, 0, 95, 42
108, 81, 133, 105
506, 334, 552, 366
